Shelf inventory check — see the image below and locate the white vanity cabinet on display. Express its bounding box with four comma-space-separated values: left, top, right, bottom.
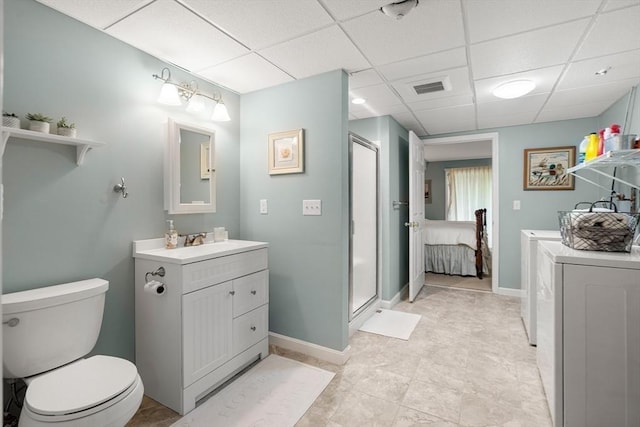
536, 240, 640, 426
133, 239, 269, 415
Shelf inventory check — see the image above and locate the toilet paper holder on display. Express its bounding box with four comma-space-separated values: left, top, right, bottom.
145, 266, 165, 283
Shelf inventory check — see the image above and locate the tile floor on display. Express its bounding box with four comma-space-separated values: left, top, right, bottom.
127, 285, 551, 427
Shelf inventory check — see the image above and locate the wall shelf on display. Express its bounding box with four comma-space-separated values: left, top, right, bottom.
567, 150, 640, 191
1, 126, 105, 165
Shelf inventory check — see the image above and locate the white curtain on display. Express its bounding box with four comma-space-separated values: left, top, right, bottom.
446, 166, 492, 245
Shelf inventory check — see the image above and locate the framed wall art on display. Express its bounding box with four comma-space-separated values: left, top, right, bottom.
268, 129, 304, 175
523, 146, 575, 190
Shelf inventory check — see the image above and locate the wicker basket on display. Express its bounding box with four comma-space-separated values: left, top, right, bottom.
558, 206, 639, 252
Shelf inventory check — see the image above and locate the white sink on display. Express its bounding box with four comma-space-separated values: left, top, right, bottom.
133, 239, 268, 264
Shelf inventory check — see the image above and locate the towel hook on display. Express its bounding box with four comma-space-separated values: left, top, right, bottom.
113, 177, 129, 198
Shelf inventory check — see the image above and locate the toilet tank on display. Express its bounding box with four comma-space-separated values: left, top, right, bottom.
2, 278, 109, 379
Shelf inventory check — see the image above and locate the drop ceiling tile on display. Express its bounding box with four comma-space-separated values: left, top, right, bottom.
351, 103, 409, 119
197, 54, 294, 94
559, 50, 640, 90
478, 93, 548, 116
378, 48, 467, 82
603, 0, 639, 11
573, 5, 640, 60
106, 0, 249, 72
391, 67, 472, 104
258, 25, 370, 79
415, 105, 476, 135
408, 94, 474, 112
35, 0, 153, 29
545, 80, 638, 110
341, 0, 464, 66
470, 19, 590, 80
465, 0, 600, 43
322, 0, 389, 21
349, 69, 384, 89
536, 102, 609, 123
478, 110, 538, 130
349, 84, 402, 110
474, 65, 564, 103
182, 0, 334, 49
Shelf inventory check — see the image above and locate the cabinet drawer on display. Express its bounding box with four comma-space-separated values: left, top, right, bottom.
233, 270, 268, 317
182, 248, 268, 294
233, 305, 268, 355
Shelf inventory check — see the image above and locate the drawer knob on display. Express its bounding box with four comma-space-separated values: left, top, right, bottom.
251, 290, 257, 295
229, 290, 235, 296
250, 326, 256, 331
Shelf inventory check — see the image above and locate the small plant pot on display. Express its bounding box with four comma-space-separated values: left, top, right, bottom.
3, 117, 20, 128
29, 121, 50, 133
57, 127, 77, 138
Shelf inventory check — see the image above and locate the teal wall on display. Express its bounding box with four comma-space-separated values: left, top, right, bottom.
3, 0, 241, 360
424, 158, 492, 220
349, 116, 409, 302
239, 70, 350, 352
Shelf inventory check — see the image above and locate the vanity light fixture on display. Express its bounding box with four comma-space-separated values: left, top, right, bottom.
492, 79, 536, 99
152, 67, 231, 122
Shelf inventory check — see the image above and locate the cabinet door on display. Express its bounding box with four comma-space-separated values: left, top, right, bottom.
563, 264, 640, 427
182, 281, 233, 387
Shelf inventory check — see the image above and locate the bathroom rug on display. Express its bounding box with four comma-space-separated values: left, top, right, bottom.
170, 354, 334, 427
358, 308, 421, 340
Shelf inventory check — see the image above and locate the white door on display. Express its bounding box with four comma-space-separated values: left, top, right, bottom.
349, 134, 378, 318
408, 131, 425, 302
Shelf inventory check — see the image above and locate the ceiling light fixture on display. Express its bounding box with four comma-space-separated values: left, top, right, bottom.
492, 80, 536, 99
380, 0, 419, 19
595, 67, 611, 76
152, 67, 231, 122
352, 97, 366, 105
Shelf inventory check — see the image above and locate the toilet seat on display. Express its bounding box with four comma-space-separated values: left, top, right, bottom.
25, 355, 138, 419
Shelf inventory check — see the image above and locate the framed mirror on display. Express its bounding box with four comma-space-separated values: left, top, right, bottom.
166, 118, 216, 214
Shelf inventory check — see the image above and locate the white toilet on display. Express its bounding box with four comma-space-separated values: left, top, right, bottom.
2, 278, 144, 427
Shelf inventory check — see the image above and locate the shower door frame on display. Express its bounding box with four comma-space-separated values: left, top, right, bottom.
348, 133, 380, 321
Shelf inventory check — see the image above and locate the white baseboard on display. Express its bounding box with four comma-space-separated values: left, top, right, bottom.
380, 282, 408, 309
497, 287, 523, 297
268, 332, 351, 365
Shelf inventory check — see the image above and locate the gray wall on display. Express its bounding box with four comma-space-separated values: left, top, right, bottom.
424, 158, 492, 220
3, 0, 241, 360
239, 70, 350, 352
349, 116, 409, 302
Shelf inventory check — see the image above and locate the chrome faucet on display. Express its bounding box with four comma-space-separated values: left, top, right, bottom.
182, 232, 207, 247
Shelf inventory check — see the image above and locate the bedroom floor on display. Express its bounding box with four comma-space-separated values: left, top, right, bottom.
425, 272, 492, 292
127, 285, 550, 426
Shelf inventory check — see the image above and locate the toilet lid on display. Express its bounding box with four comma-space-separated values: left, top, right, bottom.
25, 355, 138, 416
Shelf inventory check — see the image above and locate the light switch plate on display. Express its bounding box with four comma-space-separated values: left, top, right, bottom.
260, 199, 268, 214
513, 200, 521, 210
303, 199, 322, 216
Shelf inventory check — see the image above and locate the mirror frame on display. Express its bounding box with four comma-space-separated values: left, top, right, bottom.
166, 118, 216, 214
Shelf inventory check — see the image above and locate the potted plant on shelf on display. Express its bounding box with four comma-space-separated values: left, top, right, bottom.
56, 117, 76, 138
3, 112, 20, 129
26, 113, 53, 134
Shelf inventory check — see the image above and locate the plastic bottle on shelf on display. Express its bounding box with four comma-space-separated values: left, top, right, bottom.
597, 129, 605, 156
585, 132, 598, 162
578, 136, 588, 164
165, 219, 178, 249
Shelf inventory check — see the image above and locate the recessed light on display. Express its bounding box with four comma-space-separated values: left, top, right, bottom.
595, 67, 611, 76
352, 97, 366, 105
492, 80, 536, 99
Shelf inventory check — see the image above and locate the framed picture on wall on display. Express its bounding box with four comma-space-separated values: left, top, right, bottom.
268, 129, 304, 175
424, 179, 432, 204
523, 146, 575, 190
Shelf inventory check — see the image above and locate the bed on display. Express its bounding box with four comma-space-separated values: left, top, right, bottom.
423, 209, 490, 279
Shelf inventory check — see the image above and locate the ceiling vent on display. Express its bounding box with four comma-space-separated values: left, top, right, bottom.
413, 81, 446, 95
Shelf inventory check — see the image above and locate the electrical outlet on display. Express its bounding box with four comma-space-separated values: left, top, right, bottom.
260, 199, 268, 214
303, 199, 322, 216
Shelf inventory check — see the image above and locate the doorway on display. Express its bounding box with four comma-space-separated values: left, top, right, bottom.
349, 133, 379, 320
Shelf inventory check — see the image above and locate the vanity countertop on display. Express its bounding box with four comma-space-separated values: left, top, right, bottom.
133, 238, 268, 264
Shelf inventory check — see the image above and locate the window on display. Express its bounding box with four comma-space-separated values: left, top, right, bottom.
445, 166, 492, 245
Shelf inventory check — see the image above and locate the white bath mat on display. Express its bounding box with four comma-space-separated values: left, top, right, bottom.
359, 309, 421, 340
171, 355, 334, 427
